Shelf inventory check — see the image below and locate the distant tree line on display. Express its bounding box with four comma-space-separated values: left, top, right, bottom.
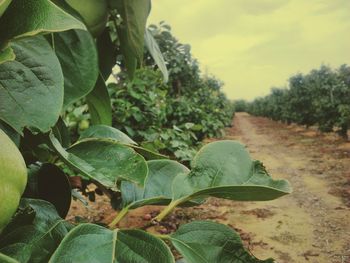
234, 65, 350, 138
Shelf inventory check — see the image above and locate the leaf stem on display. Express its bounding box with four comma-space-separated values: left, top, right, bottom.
109, 206, 129, 228
152, 233, 170, 240
153, 199, 182, 222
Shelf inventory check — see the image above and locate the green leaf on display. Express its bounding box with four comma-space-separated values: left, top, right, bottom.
155, 141, 291, 221
79, 125, 137, 145
0, 45, 14, 64
86, 75, 112, 126
0, 0, 12, 18
170, 221, 275, 263
0, 0, 85, 44
96, 29, 117, 79
49, 134, 148, 189
52, 29, 98, 107
79, 124, 168, 160
132, 145, 169, 160
0, 252, 19, 263
52, 117, 71, 148
0, 36, 64, 134
24, 163, 71, 218
49, 223, 175, 263
0, 199, 71, 263
0, 120, 20, 146
121, 160, 191, 209
144, 29, 168, 83
174, 141, 291, 200
115, 0, 151, 76
68, 139, 148, 187
110, 160, 200, 227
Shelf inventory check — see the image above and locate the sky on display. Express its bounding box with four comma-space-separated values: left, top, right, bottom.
148, 0, 350, 100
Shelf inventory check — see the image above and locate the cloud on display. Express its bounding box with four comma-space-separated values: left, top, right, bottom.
149, 0, 350, 100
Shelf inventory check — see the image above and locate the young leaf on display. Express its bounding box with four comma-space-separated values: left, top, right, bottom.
49, 134, 148, 189
156, 141, 291, 221
144, 29, 168, 83
52, 29, 99, 107
0, 199, 71, 263
86, 75, 112, 126
170, 221, 274, 263
0, 36, 64, 134
49, 223, 175, 263
115, 0, 151, 76
0, 0, 85, 44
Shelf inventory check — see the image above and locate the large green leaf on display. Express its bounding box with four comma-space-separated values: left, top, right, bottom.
68, 139, 148, 187
49, 223, 175, 263
52, 29, 98, 107
121, 160, 190, 209
86, 75, 112, 126
115, 0, 151, 76
170, 221, 274, 263
155, 140, 291, 221
49, 134, 148, 189
0, 199, 71, 263
79, 125, 137, 145
0, 36, 64, 134
0, 0, 85, 44
144, 29, 168, 83
79, 125, 168, 160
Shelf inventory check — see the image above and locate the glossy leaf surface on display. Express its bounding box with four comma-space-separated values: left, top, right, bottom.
50, 223, 174, 263
170, 221, 274, 263
0, 36, 63, 134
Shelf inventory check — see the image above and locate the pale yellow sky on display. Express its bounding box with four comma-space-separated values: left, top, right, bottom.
149, 0, 350, 100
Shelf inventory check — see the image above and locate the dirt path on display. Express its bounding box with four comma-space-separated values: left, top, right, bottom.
217, 112, 350, 263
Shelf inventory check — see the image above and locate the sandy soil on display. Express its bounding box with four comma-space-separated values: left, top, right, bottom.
67, 112, 350, 263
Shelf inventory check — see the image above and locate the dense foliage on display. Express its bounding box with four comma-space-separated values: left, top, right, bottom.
108, 23, 235, 161
247, 65, 350, 138
0, 1, 290, 262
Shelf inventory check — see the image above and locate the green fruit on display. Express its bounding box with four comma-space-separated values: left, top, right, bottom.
0, 129, 27, 232
65, 0, 108, 37
79, 119, 90, 130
